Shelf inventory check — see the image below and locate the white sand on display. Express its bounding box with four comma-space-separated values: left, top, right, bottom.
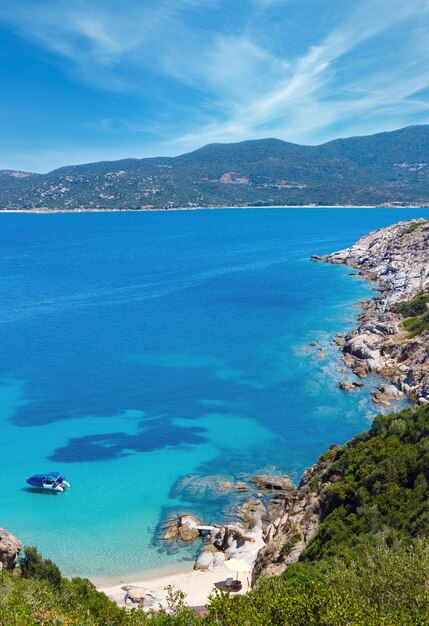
99, 563, 250, 610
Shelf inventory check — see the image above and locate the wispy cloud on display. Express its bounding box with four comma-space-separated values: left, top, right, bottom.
175, 0, 429, 147
0, 0, 429, 169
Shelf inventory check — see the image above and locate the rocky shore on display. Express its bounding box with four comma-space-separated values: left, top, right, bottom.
313, 218, 429, 405
251, 218, 429, 581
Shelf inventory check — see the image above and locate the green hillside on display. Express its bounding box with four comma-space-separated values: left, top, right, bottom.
2, 404, 429, 625
1, 125, 428, 210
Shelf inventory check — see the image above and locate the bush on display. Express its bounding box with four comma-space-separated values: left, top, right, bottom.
403, 311, 429, 337
401, 220, 428, 235
20, 546, 62, 587
393, 292, 429, 318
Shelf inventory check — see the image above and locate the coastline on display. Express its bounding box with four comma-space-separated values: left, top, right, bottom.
98, 562, 249, 609
98, 217, 429, 609
1, 204, 428, 214
315, 218, 429, 405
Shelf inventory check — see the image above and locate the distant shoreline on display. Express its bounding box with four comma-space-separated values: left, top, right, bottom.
1, 204, 429, 214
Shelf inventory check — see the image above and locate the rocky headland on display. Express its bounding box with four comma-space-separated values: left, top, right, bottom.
313, 218, 429, 405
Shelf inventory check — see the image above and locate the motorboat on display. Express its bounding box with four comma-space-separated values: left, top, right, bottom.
26, 471, 70, 492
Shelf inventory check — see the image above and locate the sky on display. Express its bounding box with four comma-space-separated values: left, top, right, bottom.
1, 0, 429, 172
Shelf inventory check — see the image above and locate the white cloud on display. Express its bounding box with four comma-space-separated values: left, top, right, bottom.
1, 0, 429, 167
172, 0, 429, 148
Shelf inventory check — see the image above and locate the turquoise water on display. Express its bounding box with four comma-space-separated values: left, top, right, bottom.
1, 207, 427, 582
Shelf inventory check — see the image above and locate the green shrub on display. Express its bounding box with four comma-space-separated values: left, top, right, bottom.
403, 311, 429, 337
304, 404, 429, 562
20, 546, 62, 587
280, 530, 302, 557
393, 292, 429, 318
401, 219, 428, 235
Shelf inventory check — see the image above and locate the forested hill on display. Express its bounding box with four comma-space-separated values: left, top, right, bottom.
1, 125, 429, 210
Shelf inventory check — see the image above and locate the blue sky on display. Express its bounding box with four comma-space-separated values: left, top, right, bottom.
1, 0, 429, 172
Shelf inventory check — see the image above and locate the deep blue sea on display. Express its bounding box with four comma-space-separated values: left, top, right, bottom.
1, 207, 428, 582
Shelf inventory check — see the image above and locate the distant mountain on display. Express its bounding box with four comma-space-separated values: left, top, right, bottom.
1, 126, 429, 210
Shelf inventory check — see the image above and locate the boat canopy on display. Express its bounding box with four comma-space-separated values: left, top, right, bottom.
26, 471, 64, 487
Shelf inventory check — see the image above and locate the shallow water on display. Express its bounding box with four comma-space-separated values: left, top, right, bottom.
0, 207, 427, 580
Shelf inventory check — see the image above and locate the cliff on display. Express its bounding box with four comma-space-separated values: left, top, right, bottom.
252, 446, 341, 579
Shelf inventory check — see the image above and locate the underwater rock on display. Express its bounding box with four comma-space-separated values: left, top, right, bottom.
172, 474, 235, 500
339, 380, 364, 392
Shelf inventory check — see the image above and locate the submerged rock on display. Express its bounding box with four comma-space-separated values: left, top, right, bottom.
172, 474, 235, 500
339, 380, 364, 392
218, 481, 233, 492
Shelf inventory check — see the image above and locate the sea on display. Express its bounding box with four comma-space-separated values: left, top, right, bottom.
1, 207, 428, 582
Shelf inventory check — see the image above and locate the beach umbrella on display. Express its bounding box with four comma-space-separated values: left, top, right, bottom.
225, 558, 251, 581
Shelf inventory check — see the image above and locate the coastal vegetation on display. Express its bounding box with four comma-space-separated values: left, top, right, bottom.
393, 292, 429, 337
2, 404, 429, 624
400, 218, 429, 235
403, 312, 429, 337
393, 291, 429, 318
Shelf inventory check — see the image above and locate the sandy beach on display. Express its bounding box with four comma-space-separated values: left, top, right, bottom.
99, 563, 250, 610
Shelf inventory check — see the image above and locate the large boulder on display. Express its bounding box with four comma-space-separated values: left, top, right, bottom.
194, 550, 214, 571
250, 474, 294, 491
122, 586, 158, 607
178, 514, 201, 542
372, 383, 404, 405
0, 528, 22, 570
162, 513, 202, 542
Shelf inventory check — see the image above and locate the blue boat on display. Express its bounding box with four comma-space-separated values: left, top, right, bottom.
26, 471, 70, 492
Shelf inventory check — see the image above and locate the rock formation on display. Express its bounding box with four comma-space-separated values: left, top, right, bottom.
313, 218, 429, 404
252, 447, 341, 579
162, 514, 202, 542
0, 528, 22, 570
194, 498, 266, 572
121, 585, 159, 607
250, 474, 294, 492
